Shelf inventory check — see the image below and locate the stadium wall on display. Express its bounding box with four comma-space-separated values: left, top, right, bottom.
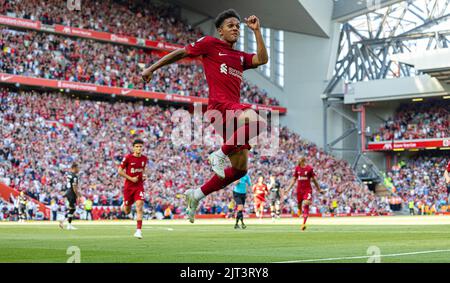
299, 0, 334, 37
334, 103, 359, 162
362, 101, 399, 171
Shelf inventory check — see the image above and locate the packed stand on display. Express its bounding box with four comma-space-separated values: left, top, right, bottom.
0, 0, 203, 46
386, 154, 450, 215
0, 28, 279, 106
372, 101, 449, 142
0, 0, 281, 105
0, 197, 16, 221
0, 88, 390, 220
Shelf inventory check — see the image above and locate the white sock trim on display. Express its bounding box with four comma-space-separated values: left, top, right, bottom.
217, 149, 227, 158
193, 188, 205, 201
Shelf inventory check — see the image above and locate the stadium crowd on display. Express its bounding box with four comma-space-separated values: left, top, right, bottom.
386, 154, 450, 215
0, 0, 203, 46
0, 88, 391, 220
372, 101, 449, 142
0, 28, 279, 106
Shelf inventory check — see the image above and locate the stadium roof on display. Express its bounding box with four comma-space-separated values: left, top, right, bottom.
169, 0, 333, 37
392, 49, 450, 88
332, 0, 405, 22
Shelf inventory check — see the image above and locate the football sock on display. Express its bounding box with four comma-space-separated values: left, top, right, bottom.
137, 220, 142, 230
238, 210, 244, 222
201, 167, 247, 196
221, 121, 267, 156
303, 205, 310, 225
216, 149, 227, 159
193, 188, 205, 201
67, 208, 75, 224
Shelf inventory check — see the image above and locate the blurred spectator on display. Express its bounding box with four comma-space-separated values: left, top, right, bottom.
85, 197, 93, 220
50, 198, 58, 221
164, 206, 172, 219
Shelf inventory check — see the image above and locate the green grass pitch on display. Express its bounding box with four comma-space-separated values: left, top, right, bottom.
1, 217, 450, 263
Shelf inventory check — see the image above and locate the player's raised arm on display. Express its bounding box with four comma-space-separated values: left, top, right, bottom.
142, 48, 189, 82
245, 15, 268, 67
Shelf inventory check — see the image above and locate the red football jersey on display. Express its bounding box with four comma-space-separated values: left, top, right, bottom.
294, 165, 316, 191
253, 183, 268, 197
119, 154, 148, 189
446, 161, 450, 172
185, 36, 255, 104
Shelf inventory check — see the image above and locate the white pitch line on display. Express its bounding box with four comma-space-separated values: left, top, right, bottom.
143, 227, 174, 231
274, 249, 450, 263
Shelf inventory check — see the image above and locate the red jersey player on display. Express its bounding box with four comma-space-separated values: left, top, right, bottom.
287, 157, 324, 231
142, 9, 269, 223
252, 176, 269, 220
445, 160, 450, 199
118, 139, 148, 239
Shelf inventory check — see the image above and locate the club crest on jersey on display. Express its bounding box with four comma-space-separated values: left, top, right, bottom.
220, 63, 228, 74
219, 63, 243, 79
240, 56, 244, 66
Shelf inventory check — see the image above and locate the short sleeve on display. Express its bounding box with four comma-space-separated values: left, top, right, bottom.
242, 52, 256, 70
447, 162, 450, 172
119, 155, 128, 169
185, 36, 211, 57
293, 167, 298, 178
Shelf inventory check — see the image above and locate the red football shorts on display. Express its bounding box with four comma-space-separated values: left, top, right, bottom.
123, 186, 144, 207
206, 100, 252, 151
254, 195, 266, 209
297, 189, 312, 204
